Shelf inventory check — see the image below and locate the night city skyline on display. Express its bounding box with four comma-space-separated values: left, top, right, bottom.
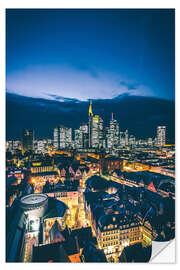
6, 9, 175, 142
6, 9, 175, 263
6, 92, 175, 143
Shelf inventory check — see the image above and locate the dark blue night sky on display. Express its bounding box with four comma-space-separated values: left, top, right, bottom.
6, 9, 175, 141
6, 9, 175, 101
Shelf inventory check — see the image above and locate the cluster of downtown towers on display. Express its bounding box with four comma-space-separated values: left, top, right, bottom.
52, 101, 166, 151
54, 101, 128, 150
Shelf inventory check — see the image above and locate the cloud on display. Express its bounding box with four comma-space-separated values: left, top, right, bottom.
47, 94, 80, 103
6, 64, 154, 101
119, 81, 139, 90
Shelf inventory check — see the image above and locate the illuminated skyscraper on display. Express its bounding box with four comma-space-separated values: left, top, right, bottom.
129, 135, 136, 146
74, 129, 83, 149
53, 127, 59, 150
53, 126, 72, 150
119, 131, 126, 147
119, 130, 128, 147
34, 139, 51, 154
125, 129, 129, 146
106, 128, 111, 149
6, 140, 22, 153
88, 100, 93, 148
157, 126, 166, 146
80, 124, 88, 134
107, 113, 119, 149
148, 138, 153, 146
80, 124, 89, 149
104, 127, 109, 149
92, 115, 100, 148
99, 117, 104, 148
22, 129, 34, 152
88, 101, 104, 149
74, 123, 89, 150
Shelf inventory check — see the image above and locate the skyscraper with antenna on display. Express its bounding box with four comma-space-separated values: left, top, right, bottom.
88, 100, 93, 148
108, 113, 119, 149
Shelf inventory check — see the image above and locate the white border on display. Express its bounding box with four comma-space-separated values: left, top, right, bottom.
1, 1, 179, 269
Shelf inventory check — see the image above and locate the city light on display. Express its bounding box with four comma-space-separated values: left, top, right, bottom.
5, 8, 175, 264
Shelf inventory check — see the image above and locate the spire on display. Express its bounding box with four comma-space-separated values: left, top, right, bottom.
147, 181, 156, 193
112, 112, 114, 120
89, 100, 93, 116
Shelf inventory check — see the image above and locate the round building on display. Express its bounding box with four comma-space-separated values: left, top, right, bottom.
20, 193, 48, 218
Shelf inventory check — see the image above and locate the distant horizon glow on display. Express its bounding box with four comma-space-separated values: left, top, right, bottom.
6, 9, 175, 101
6, 64, 154, 101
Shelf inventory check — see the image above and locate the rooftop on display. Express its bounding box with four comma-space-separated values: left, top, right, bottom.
20, 193, 48, 207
